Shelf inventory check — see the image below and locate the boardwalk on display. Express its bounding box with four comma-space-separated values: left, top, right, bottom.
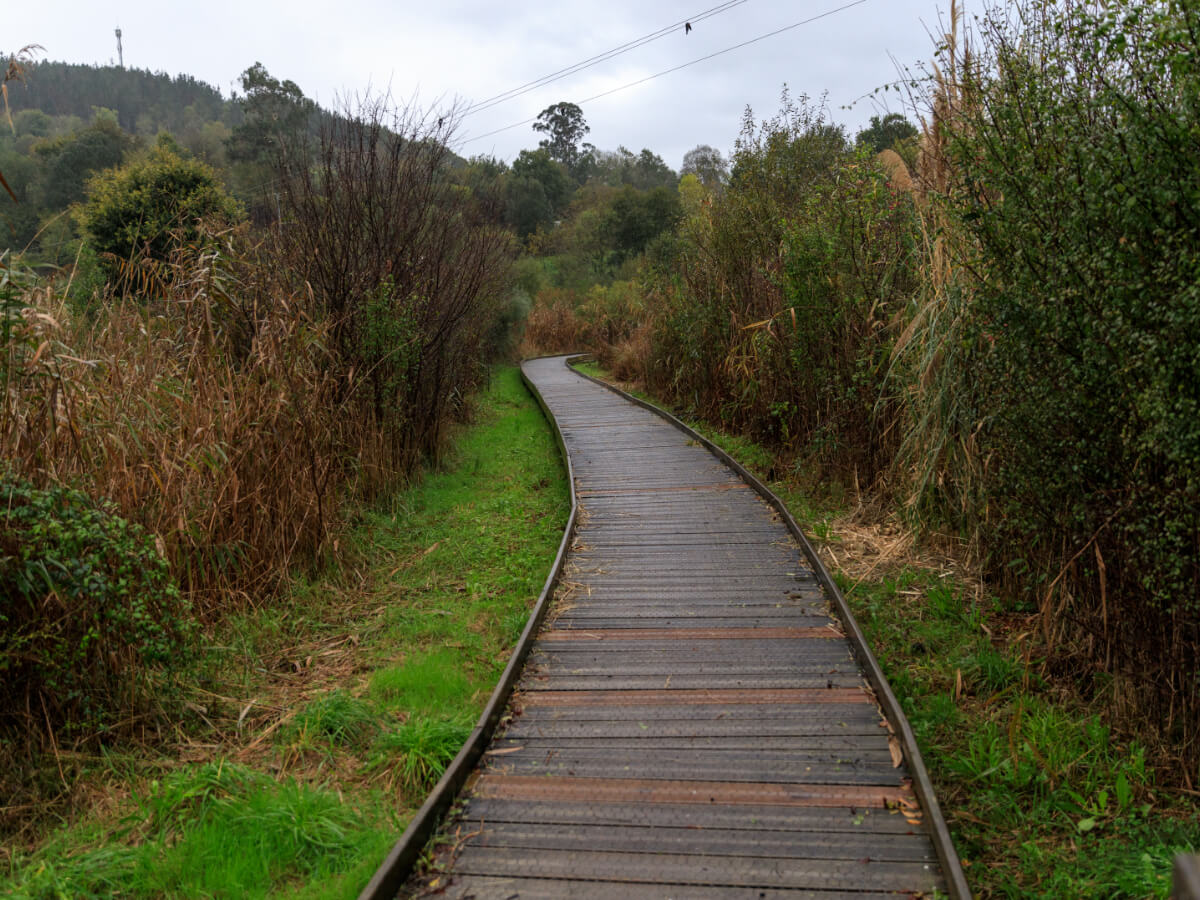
399, 356, 963, 898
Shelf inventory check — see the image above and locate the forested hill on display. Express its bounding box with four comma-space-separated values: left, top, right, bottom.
5, 61, 238, 136
0, 60, 324, 260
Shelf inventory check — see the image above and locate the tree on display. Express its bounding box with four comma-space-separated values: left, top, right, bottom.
511, 148, 571, 214
532, 101, 589, 178
0, 147, 39, 247
13, 109, 51, 138
605, 185, 681, 259
33, 115, 135, 208
504, 176, 551, 239
681, 144, 729, 190
454, 155, 510, 225
855, 113, 917, 153
587, 146, 676, 190
632, 149, 677, 190
730, 93, 849, 198
2, 59, 230, 135
79, 136, 243, 272
588, 146, 636, 187
226, 62, 313, 164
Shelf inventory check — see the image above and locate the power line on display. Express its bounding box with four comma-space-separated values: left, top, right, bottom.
462, 0, 870, 146
461, 0, 750, 118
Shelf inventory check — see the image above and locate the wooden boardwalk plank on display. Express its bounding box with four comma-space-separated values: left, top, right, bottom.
451, 847, 943, 893
431, 877, 903, 900
397, 356, 960, 898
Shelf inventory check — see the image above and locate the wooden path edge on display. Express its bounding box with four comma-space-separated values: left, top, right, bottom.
358, 356, 581, 900
567, 355, 971, 900
360, 354, 971, 899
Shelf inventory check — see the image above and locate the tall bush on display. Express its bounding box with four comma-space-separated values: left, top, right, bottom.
646, 91, 919, 483
273, 96, 516, 487
78, 137, 243, 280
941, 0, 1200, 761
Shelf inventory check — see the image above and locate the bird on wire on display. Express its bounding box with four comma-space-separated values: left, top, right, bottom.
685, 21, 693, 33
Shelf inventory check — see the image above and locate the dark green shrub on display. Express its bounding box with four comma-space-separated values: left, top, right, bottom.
945, 1, 1200, 762
603, 184, 681, 261
78, 136, 242, 278
0, 476, 196, 744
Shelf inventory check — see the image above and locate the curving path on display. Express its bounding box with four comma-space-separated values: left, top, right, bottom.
404, 356, 964, 898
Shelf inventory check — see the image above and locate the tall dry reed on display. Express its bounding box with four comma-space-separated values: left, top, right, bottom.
3, 230, 343, 612
886, 0, 990, 550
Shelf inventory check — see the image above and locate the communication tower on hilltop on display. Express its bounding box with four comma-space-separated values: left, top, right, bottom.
115, 27, 124, 68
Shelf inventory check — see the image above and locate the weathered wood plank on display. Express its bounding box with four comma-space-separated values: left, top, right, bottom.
450, 846, 944, 893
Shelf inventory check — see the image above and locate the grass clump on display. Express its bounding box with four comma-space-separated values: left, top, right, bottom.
5, 762, 388, 899
283, 691, 378, 753
368, 717, 474, 798
369, 650, 475, 716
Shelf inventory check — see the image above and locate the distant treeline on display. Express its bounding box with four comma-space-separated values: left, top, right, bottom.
4, 60, 238, 135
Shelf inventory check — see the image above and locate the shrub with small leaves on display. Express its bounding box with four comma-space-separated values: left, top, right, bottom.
77, 136, 243, 282
944, 0, 1200, 762
0, 476, 196, 744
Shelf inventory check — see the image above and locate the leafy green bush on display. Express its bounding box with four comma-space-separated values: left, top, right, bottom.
944, 1, 1200, 761
603, 184, 681, 261
78, 136, 242, 277
0, 476, 195, 743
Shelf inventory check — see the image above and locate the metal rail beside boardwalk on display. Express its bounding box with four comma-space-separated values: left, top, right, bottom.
363, 355, 969, 899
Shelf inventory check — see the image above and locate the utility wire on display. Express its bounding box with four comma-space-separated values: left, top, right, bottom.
461, 0, 750, 118
196, 0, 868, 189
462, 0, 869, 145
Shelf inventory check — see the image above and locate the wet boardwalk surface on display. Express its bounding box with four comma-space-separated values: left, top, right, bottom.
416, 356, 950, 897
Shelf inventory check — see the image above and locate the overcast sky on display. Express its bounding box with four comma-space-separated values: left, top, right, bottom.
8, 0, 965, 170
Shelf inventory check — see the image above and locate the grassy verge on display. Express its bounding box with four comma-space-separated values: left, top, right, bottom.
2, 365, 569, 899
572, 359, 1200, 898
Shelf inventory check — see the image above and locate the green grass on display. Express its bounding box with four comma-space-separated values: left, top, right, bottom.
574, 360, 1200, 898
843, 569, 1198, 897
283, 691, 379, 753
367, 717, 474, 797
572, 358, 604, 379
369, 650, 475, 716
1, 365, 568, 899
4, 762, 393, 899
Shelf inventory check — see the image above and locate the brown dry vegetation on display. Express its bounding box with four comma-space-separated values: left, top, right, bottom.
1, 96, 518, 824
5, 236, 342, 606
